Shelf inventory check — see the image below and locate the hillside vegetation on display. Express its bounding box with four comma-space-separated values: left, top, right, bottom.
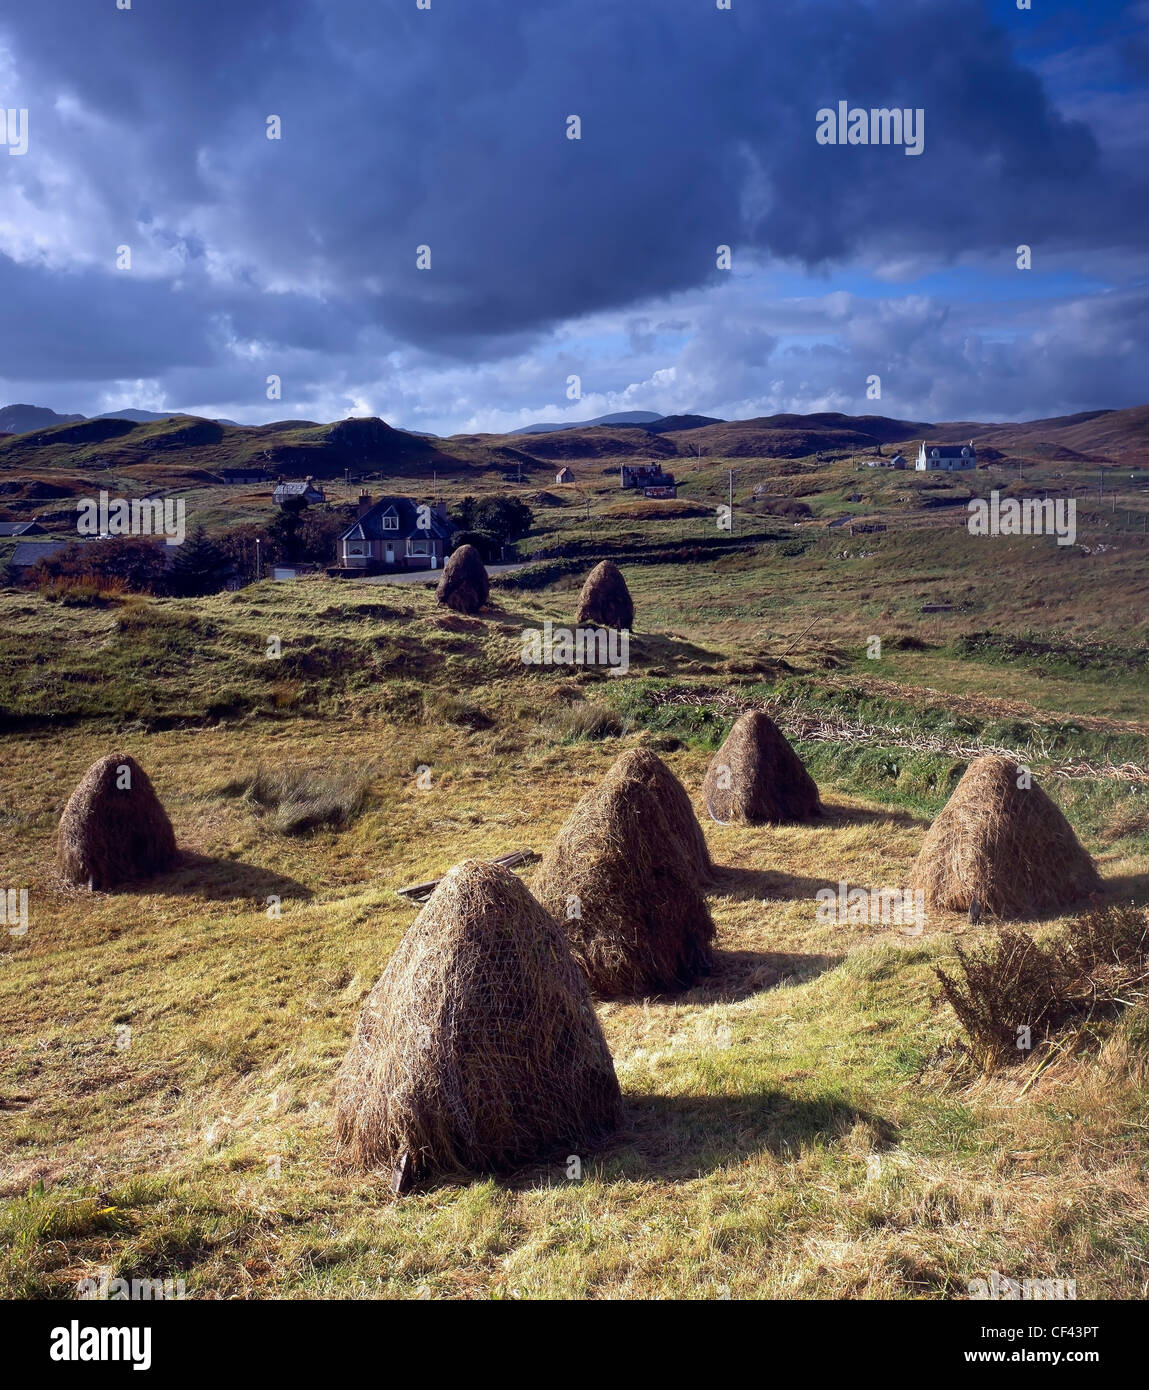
2, 501, 1148, 1299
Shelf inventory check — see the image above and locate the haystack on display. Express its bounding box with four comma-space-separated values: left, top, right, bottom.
622, 747, 714, 883
533, 749, 716, 996
909, 755, 1101, 921
333, 859, 621, 1180
702, 711, 821, 824
575, 560, 633, 630
57, 753, 178, 890
436, 544, 489, 614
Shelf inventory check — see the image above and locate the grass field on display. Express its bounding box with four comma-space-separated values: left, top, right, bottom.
1, 491, 1147, 1300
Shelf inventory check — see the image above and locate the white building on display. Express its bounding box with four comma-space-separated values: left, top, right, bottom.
916, 441, 976, 471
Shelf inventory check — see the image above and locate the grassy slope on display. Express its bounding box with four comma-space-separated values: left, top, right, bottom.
1, 490, 1148, 1300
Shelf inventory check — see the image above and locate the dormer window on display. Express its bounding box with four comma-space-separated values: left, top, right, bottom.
381, 511, 399, 530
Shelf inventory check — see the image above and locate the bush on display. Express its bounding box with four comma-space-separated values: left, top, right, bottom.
935, 903, 1149, 1066
29, 537, 169, 595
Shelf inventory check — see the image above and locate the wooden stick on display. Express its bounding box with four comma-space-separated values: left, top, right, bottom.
779, 614, 824, 656
396, 849, 541, 902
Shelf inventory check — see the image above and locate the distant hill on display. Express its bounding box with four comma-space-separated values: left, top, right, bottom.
0, 412, 519, 480
0, 403, 240, 434
647, 414, 723, 433
494, 425, 680, 461
2, 402, 1144, 481
95, 408, 240, 426
512, 410, 664, 435
664, 413, 934, 459
0, 404, 85, 435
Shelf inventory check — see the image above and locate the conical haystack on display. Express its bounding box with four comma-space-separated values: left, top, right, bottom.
909, 755, 1102, 921
623, 747, 714, 882
436, 544, 489, 614
703, 711, 822, 824
575, 560, 633, 630
533, 750, 716, 996
334, 860, 622, 1179
57, 753, 178, 890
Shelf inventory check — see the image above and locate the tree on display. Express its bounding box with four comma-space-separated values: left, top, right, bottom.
471, 496, 533, 543
450, 496, 477, 532
268, 495, 307, 561
170, 526, 231, 596
297, 504, 355, 564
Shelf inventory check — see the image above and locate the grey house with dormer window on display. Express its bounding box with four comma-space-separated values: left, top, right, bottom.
916, 441, 977, 471
337, 494, 454, 572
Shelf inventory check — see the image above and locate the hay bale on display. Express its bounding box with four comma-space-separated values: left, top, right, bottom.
909, 755, 1102, 921
702, 711, 821, 824
575, 560, 633, 630
534, 749, 716, 996
436, 544, 489, 614
333, 859, 621, 1179
57, 753, 177, 890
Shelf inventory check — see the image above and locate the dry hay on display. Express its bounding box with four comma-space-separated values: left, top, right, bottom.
333, 859, 621, 1180
533, 749, 716, 996
910, 755, 1102, 921
57, 752, 178, 890
436, 543, 489, 614
575, 560, 634, 630
702, 710, 822, 824
623, 747, 714, 883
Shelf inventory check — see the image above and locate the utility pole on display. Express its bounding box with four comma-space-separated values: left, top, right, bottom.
728, 468, 734, 535
255, 537, 261, 582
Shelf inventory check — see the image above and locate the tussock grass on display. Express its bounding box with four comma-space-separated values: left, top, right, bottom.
217, 763, 375, 834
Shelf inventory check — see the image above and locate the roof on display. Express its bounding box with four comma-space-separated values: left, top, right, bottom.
274, 480, 325, 497
339, 496, 453, 543
0, 521, 44, 536
8, 539, 79, 567
921, 442, 975, 455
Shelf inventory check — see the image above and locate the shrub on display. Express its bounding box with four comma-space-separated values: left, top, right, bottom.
935, 903, 1149, 1066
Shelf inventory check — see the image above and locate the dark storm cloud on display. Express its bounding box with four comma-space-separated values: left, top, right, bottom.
3, 0, 1145, 358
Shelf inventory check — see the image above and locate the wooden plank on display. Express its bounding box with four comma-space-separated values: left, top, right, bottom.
395, 849, 541, 902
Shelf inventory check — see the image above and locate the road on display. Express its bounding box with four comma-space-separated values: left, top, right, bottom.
353, 561, 530, 584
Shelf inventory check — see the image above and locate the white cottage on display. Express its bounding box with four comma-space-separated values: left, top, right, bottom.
916, 441, 976, 471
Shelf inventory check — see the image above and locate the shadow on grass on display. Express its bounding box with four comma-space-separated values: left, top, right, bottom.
713, 865, 838, 902
605, 1090, 899, 1181
134, 851, 312, 904
630, 631, 727, 667
820, 800, 927, 830
1102, 872, 1149, 905
683, 948, 844, 1004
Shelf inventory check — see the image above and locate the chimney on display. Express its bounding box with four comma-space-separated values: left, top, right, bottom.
433, 497, 449, 523
357, 492, 373, 518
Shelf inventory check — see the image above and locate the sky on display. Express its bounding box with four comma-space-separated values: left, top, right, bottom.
0, 0, 1146, 435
